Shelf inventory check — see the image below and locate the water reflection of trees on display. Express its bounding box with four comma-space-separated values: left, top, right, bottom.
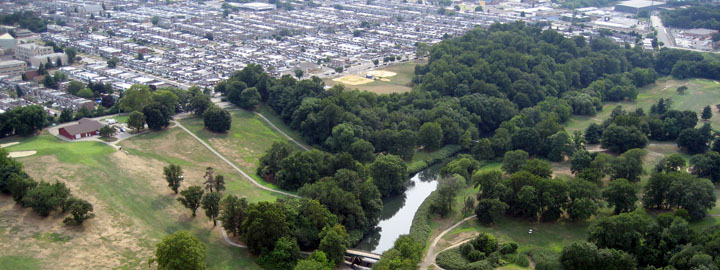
354, 227, 382, 252
418, 163, 442, 182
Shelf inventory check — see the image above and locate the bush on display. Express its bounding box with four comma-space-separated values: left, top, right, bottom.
436, 248, 470, 270
529, 249, 562, 270
466, 249, 486, 262
499, 242, 518, 254
463, 260, 493, 270
505, 253, 530, 267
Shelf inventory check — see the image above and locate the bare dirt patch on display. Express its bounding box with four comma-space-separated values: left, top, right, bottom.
332, 75, 374, 85
366, 70, 397, 78
1, 155, 146, 269
0, 142, 19, 148
8, 150, 36, 158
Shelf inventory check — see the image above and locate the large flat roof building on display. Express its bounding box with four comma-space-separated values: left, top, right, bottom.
615, 0, 667, 14
15, 44, 53, 62
0, 60, 26, 77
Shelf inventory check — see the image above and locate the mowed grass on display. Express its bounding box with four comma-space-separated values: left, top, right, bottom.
0, 256, 41, 270
179, 109, 303, 191
565, 78, 720, 132
0, 129, 275, 269
324, 61, 423, 94
256, 105, 312, 149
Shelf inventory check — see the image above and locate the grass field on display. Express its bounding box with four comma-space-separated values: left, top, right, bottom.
323, 61, 423, 94
565, 78, 720, 132
256, 105, 312, 149
0, 127, 277, 269
179, 109, 304, 191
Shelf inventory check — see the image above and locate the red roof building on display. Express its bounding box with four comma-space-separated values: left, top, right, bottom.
59, 118, 104, 140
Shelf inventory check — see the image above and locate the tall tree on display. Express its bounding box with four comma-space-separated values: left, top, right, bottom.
219, 195, 248, 236
154, 231, 207, 270
369, 154, 408, 197
163, 164, 183, 194
603, 179, 637, 214
502, 150, 529, 174
201, 192, 221, 226
702, 105, 713, 120
318, 224, 349, 265
241, 201, 291, 255
128, 111, 146, 132
177, 186, 204, 217
418, 122, 443, 151
203, 106, 231, 133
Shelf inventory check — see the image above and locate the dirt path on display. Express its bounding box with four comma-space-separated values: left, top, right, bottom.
420, 215, 477, 270
173, 121, 299, 199
253, 112, 310, 151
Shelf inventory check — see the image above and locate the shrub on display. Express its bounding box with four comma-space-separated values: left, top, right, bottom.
436, 248, 470, 270
500, 242, 518, 254
463, 260, 493, 270
529, 249, 562, 270
466, 249, 486, 262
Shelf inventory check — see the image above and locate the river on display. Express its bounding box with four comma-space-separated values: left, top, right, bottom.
355, 164, 441, 253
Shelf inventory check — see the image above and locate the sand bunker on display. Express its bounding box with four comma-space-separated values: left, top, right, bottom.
380, 78, 391, 82
366, 70, 397, 78
333, 75, 374, 85
9, 150, 36, 158
0, 142, 20, 148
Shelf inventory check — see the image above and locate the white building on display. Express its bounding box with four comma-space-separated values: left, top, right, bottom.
29, 53, 69, 68
15, 44, 53, 61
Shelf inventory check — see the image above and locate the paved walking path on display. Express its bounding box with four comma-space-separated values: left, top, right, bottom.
253, 112, 310, 151
420, 215, 477, 270
174, 120, 299, 198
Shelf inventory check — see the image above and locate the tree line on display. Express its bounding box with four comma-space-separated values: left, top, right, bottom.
660, 4, 720, 31
211, 23, 665, 166
159, 164, 350, 270
0, 148, 94, 225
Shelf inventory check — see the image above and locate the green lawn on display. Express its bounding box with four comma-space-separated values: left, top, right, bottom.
324, 61, 422, 94
565, 78, 720, 132
0, 129, 274, 269
179, 109, 303, 191
256, 105, 311, 150
0, 256, 41, 270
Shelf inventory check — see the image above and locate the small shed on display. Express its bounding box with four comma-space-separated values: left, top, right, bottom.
59, 118, 104, 140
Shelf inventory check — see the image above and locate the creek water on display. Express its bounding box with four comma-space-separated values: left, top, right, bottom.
355, 164, 442, 253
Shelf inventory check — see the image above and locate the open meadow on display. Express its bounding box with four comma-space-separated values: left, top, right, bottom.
323, 61, 422, 94
178, 109, 305, 191
0, 123, 284, 269
565, 78, 720, 132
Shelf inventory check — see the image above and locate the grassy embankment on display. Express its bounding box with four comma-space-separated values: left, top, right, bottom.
0, 119, 290, 269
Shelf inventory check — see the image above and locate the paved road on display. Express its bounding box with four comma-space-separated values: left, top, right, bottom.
174, 120, 300, 198
420, 215, 477, 270
651, 15, 674, 48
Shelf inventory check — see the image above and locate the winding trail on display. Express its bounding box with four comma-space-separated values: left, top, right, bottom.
173, 120, 299, 198
254, 112, 310, 151
420, 215, 477, 270
218, 222, 247, 248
